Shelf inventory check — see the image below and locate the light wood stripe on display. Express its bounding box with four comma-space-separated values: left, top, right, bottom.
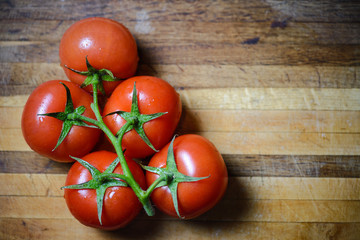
198, 132, 360, 155
180, 88, 360, 111
1, 196, 359, 222
0, 95, 28, 107
205, 199, 360, 222
1, 88, 360, 110
179, 109, 360, 133
2, 128, 359, 155
0, 129, 31, 151
1, 174, 359, 201
1, 219, 359, 240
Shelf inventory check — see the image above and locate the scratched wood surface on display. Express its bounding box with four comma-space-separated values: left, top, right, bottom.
1, 0, 360, 239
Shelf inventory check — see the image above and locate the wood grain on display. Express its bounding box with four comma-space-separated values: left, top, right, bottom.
1, 0, 359, 239
180, 88, 360, 111
2, 128, 359, 155
1, 63, 359, 96
2, 88, 359, 109
2, 173, 360, 201
1, 219, 359, 240
1, 0, 359, 23
1, 195, 359, 222
2, 20, 360, 45
1, 151, 360, 178
4, 107, 360, 133
1, 41, 359, 65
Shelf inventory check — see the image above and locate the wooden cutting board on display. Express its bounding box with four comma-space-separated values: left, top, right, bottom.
1, 1, 359, 239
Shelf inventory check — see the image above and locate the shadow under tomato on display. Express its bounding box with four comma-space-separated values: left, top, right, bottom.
174, 106, 203, 136
135, 39, 160, 78
189, 176, 251, 223
99, 216, 164, 239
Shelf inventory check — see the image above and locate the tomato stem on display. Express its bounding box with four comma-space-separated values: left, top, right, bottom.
89, 83, 155, 217
143, 175, 166, 199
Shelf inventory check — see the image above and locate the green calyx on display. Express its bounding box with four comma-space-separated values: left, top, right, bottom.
64, 56, 119, 95
106, 82, 167, 152
38, 82, 97, 151
62, 156, 128, 225
142, 136, 209, 219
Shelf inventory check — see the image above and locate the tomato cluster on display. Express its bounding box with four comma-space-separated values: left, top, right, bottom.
21, 17, 228, 230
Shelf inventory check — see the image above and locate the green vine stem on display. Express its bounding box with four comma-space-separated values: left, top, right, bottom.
74, 79, 157, 216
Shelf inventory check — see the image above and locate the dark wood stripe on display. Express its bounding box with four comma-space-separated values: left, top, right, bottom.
0, 151, 72, 174
0, 1, 359, 23
2, 20, 360, 45
1, 151, 359, 177
225, 154, 360, 178
1, 42, 359, 66
1, 63, 359, 96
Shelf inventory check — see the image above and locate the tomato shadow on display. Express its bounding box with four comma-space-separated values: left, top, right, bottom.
185, 175, 251, 227
175, 106, 203, 136
134, 39, 160, 78
98, 216, 164, 239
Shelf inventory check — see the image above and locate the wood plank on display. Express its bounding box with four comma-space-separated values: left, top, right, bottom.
2, 20, 360, 45
2, 128, 359, 155
1, 173, 359, 201
0, 129, 31, 151
236, 177, 360, 201
178, 110, 360, 133
2, 88, 359, 110
140, 65, 360, 89
0, 95, 28, 107
225, 154, 360, 178
0, 1, 275, 22
1, 63, 359, 96
0, 107, 22, 129
1, 151, 360, 178
0, 151, 72, 174
0, 42, 360, 66
1, 219, 359, 240
206, 199, 360, 222
0, 173, 65, 197
199, 131, 360, 155
1, 0, 359, 23
180, 88, 360, 111
4, 106, 360, 133
1, 41, 359, 66
1, 196, 359, 222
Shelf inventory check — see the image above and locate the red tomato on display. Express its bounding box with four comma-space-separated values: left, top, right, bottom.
103, 76, 182, 158
21, 80, 101, 162
64, 151, 146, 230
146, 134, 228, 219
59, 17, 139, 95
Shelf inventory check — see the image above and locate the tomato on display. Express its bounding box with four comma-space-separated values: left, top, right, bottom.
59, 17, 139, 95
64, 151, 146, 230
146, 134, 228, 219
21, 80, 101, 162
103, 76, 182, 158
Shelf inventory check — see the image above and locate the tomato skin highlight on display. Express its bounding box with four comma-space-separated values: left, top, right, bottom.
146, 134, 228, 219
64, 151, 146, 230
103, 76, 182, 158
21, 80, 101, 162
59, 17, 139, 95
